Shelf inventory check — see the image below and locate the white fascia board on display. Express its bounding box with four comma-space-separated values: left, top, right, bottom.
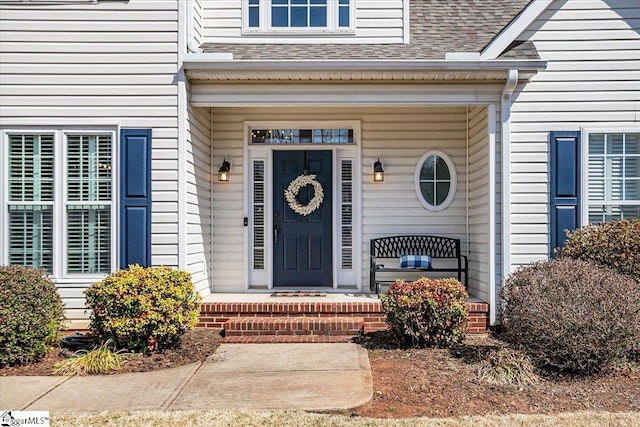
182, 57, 547, 73
445, 52, 481, 60
0, 0, 98, 3
187, 53, 234, 61
480, 0, 553, 60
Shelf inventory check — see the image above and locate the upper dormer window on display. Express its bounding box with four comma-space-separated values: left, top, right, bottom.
245, 0, 353, 34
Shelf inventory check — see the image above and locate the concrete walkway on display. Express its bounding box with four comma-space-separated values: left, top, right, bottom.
0, 343, 372, 413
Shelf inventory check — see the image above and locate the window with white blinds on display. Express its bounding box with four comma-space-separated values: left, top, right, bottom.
588, 132, 640, 223
3, 131, 114, 275
8, 134, 55, 271
66, 134, 113, 274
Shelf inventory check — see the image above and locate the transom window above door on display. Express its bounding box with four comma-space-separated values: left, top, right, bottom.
251, 128, 354, 144
246, 0, 353, 33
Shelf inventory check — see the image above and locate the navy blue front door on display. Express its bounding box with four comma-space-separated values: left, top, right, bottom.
273, 151, 333, 287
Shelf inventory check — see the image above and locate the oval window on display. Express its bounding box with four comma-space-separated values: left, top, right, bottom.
414, 150, 457, 211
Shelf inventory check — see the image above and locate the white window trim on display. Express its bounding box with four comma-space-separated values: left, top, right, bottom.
1, 128, 118, 279
414, 149, 458, 212
242, 0, 356, 35
242, 120, 362, 290
581, 126, 640, 225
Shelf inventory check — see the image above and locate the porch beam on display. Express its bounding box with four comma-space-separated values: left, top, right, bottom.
189, 83, 506, 107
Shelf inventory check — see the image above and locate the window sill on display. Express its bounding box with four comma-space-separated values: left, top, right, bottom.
242, 28, 356, 37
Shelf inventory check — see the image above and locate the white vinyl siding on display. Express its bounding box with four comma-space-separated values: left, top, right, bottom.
0, 1, 179, 327
202, 0, 406, 43
467, 106, 491, 303
192, 0, 204, 48
509, 0, 640, 270
185, 101, 213, 296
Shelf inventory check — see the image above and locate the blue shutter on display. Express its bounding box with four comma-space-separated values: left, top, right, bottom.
120, 129, 151, 268
549, 131, 581, 257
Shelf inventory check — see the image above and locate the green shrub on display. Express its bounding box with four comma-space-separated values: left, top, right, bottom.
53, 339, 124, 376
558, 219, 640, 283
84, 265, 201, 353
380, 277, 468, 348
0, 265, 66, 367
499, 258, 640, 374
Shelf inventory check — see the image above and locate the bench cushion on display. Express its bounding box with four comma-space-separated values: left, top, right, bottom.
399, 254, 432, 269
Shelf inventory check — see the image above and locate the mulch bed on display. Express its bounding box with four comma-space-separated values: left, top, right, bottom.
350, 331, 640, 419
0, 328, 223, 376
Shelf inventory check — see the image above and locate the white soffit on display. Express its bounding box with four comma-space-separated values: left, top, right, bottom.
183, 59, 545, 83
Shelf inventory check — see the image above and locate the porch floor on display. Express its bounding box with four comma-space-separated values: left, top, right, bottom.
201, 292, 485, 303
199, 293, 489, 342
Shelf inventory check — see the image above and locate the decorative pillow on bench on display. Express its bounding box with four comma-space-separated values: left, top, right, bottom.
399, 254, 432, 269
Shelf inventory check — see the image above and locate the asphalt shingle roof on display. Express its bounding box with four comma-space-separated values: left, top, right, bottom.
202, 0, 536, 60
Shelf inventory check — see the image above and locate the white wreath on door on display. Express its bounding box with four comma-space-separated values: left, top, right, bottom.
284, 174, 324, 216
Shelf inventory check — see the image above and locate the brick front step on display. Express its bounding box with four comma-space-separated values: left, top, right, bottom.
198, 299, 489, 342
224, 316, 364, 337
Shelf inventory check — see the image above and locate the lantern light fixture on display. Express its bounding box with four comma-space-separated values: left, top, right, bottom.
373, 158, 384, 182
218, 158, 231, 182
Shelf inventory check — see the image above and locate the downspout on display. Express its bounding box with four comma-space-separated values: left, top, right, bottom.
466, 106, 470, 260
187, 0, 203, 53
497, 69, 518, 325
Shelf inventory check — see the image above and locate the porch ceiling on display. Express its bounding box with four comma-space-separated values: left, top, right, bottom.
183, 58, 545, 83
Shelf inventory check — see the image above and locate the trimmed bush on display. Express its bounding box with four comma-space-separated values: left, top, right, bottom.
380, 277, 468, 348
0, 265, 66, 367
558, 219, 640, 283
85, 265, 201, 353
500, 258, 640, 374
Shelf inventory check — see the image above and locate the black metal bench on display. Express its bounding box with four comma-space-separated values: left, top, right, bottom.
370, 235, 468, 293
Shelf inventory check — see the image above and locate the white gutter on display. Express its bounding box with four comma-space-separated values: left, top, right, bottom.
497, 68, 518, 325
186, 0, 202, 53
183, 56, 546, 72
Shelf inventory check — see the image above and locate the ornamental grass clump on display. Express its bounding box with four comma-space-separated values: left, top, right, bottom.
85, 265, 201, 354
53, 339, 124, 376
558, 219, 640, 283
380, 277, 468, 348
0, 265, 66, 367
500, 258, 640, 375
476, 348, 538, 387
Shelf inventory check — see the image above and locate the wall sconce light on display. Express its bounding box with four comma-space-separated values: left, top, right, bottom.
218, 158, 231, 182
373, 158, 384, 182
